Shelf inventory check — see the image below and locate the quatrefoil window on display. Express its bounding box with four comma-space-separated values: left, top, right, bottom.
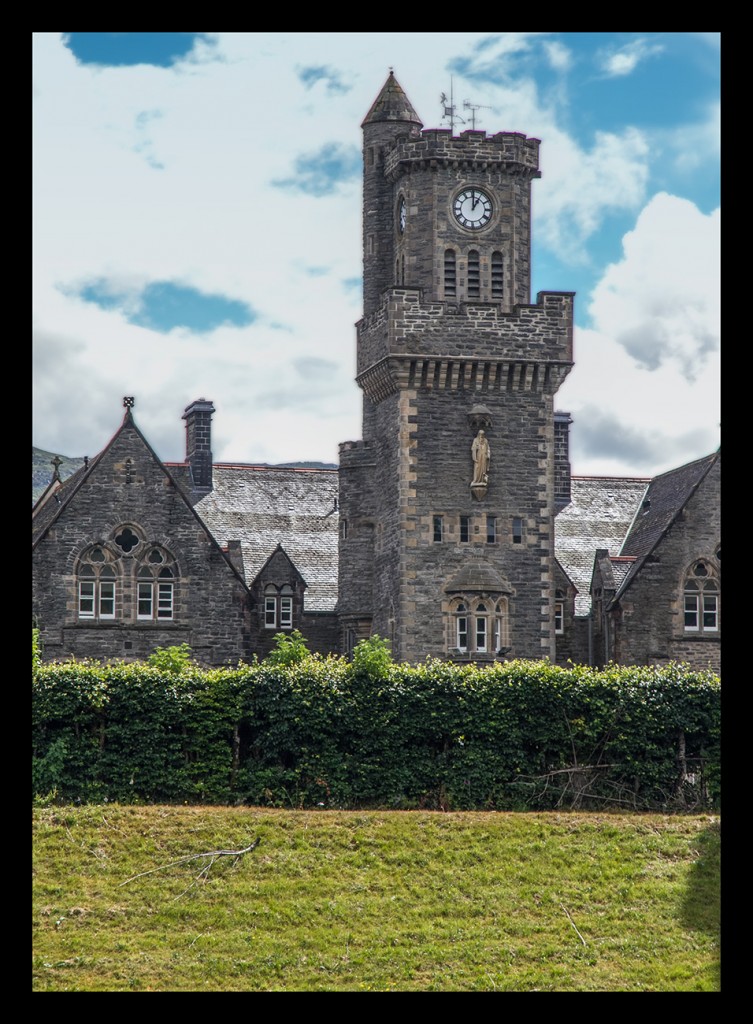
114, 528, 140, 553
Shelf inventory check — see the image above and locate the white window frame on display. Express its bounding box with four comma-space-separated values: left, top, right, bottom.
78, 579, 116, 620
264, 585, 295, 630
264, 595, 278, 629
138, 581, 154, 620
157, 582, 174, 620
702, 594, 718, 631
450, 598, 508, 656
78, 581, 96, 619
99, 580, 116, 619
475, 613, 488, 653
683, 563, 719, 634
433, 515, 443, 543
456, 613, 468, 652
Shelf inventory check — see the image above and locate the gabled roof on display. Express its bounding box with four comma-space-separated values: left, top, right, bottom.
32, 455, 105, 546
589, 553, 637, 598
612, 450, 720, 602
251, 543, 308, 591
555, 476, 650, 616
32, 407, 250, 593
191, 465, 339, 612
610, 557, 637, 591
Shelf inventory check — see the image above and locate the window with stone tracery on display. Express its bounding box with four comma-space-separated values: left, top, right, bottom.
683, 559, 720, 633
448, 595, 509, 655
137, 547, 177, 622
76, 531, 179, 624
77, 547, 117, 620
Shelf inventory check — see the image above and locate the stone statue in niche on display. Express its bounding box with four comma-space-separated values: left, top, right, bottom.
471, 429, 491, 499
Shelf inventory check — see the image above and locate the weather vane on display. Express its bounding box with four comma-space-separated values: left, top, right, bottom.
440, 77, 464, 134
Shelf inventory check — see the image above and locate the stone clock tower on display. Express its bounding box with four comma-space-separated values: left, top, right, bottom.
338, 72, 574, 663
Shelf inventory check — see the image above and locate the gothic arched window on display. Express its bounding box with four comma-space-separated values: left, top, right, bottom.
77, 547, 118, 620
449, 596, 509, 655
683, 560, 720, 633
137, 547, 177, 621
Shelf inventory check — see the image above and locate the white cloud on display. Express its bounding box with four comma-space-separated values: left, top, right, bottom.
32, 33, 719, 481
543, 41, 572, 72
535, 127, 650, 262
555, 193, 720, 476
597, 38, 664, 78
587, 193, 720, 378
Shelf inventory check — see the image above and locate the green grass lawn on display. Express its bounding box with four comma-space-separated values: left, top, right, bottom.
32, 805, 720, 992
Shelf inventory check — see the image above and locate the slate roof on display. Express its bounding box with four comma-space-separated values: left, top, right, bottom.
609, 557, 637, 591
32, 461, 99, 546
190, 464, 340, 613
362, 71, 422, 128
613, 451, 720, 602
554, 476, 649, 616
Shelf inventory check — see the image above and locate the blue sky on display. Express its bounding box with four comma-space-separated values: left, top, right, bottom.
32, 32, 720, 476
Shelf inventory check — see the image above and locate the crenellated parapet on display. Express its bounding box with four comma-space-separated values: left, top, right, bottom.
385, 128, 541, 182
356, 289, 574, 395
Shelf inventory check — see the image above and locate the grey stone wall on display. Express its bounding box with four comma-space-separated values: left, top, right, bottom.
357, 290, 574, 382
388, 129, 540, 311
611, 458, 721, 672
345, 103, 574, 666
346, 378, 562, 663
33, 421, 252, 667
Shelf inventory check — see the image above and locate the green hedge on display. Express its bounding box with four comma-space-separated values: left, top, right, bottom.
32, 656, 720, 811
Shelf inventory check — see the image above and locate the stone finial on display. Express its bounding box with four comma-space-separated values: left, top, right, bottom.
123, 396, 135, 408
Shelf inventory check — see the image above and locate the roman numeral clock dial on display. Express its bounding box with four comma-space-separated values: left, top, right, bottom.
453, 187, 492, 229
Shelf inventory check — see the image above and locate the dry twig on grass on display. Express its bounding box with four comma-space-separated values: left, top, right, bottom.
119, 837, 261, 896
561, 903, 587, 946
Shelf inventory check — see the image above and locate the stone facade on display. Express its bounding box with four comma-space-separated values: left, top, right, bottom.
604, 454, 721, 672
339, 71, 574, 664
32, 410, 252, 666
32, 73, 721, 673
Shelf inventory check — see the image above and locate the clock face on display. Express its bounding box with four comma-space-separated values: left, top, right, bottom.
398, 196, 406, 234
453, 188, 492, 229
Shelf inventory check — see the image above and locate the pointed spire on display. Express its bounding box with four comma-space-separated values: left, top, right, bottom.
362, 70, 423, 128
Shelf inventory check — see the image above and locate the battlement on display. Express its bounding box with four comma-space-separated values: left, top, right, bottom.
357, 288, 574, 380
338, 439, 376, 470
385, 127, 541, 180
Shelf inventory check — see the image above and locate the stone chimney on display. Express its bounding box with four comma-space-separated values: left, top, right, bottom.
554, 411, 572, 510
182, 398, 215, 494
